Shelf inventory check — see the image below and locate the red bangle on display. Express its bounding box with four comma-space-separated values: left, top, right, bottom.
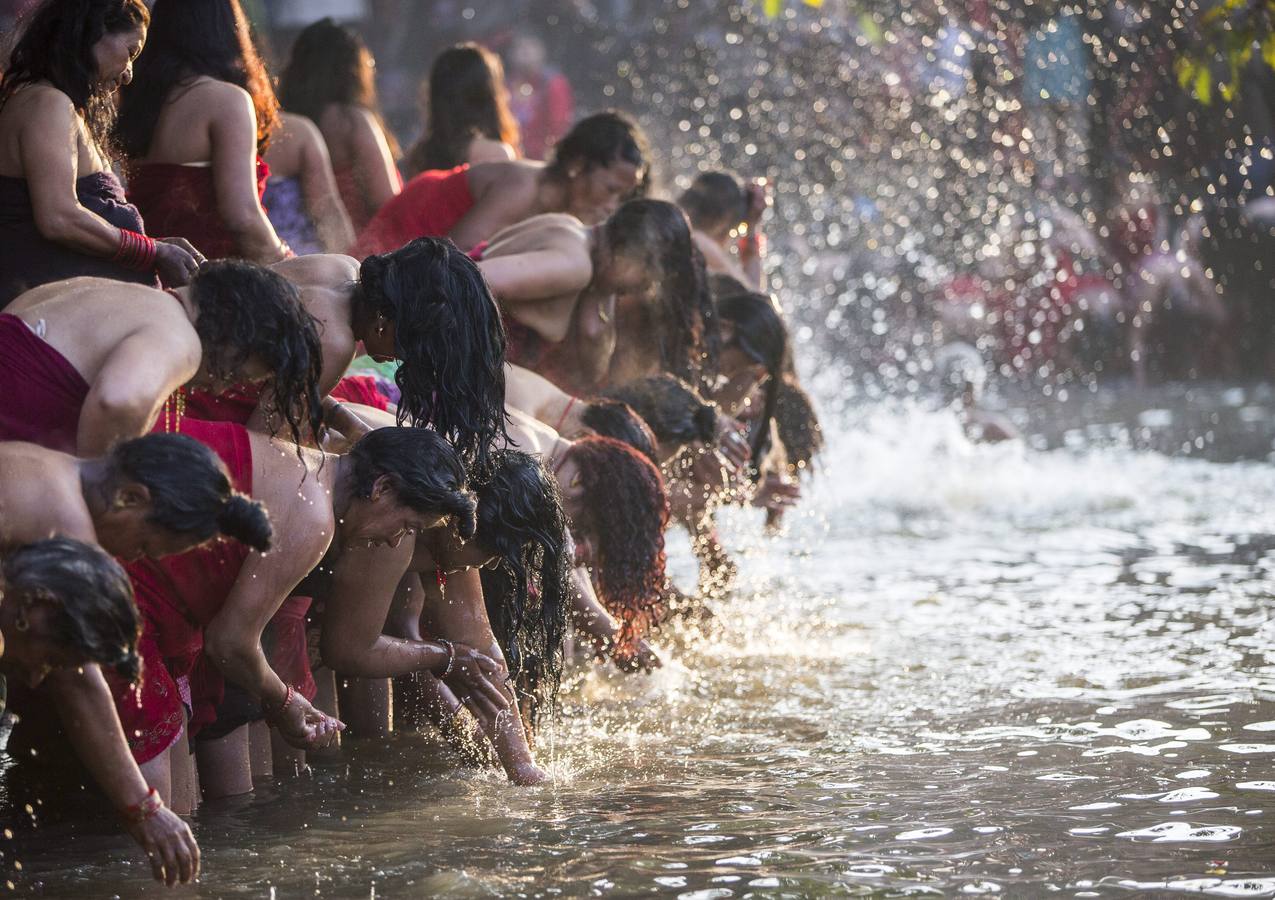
264, 684, 296, 725
112, 229, 158, 273
436, 638, 456, 678
121, 787, 164, 824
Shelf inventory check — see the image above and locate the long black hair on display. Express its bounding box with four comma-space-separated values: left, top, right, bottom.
117, 0, 278, 158
111, 433, 272, 551
580, 399, 658, 464
354, 238, 507, 474
189, 261, 324, 450
277, 18, 399, 158
0, 0, 149, 154
475, 450, 571, 726
605, 199, 719, 392
404, 42, 519, 178
3, 538, 141, 683
603, 375, 719, 454
773, 375, 823, 474
348, 427, 477, 538
545, 110, 651, 198
717, 289, 788, 473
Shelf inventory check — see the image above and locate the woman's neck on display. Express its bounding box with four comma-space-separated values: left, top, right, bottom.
533, 168, 568, 217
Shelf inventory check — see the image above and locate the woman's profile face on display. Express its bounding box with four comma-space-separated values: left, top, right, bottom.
92, 24, 146, 93
568, 160, 643, 225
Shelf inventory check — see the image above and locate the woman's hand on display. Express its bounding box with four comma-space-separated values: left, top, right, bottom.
743, 178, 772, 227
154, 238, 203, 287
444, 643, 512, 721
275, 693, 345, 751
509, 761, 550, 786
124, 805, 201, 887
750, 471, 801, 513
715, 413, 752, 471
615, 637, 662, 674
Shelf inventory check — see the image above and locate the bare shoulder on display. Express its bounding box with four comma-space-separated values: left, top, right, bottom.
486, 213, 587, 255
467, 136, 517, 165
6, 82, 77, 119
274, 253, 360, 287
249, 436, 336, 549
180, 77, 255, 116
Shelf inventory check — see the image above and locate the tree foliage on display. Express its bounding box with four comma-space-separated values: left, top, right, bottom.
1176, 0, 1275, 103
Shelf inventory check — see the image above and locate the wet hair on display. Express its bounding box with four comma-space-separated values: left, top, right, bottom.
603, 375, 718, 453
0, 0, 149, 154
111, 433, 272, 551
678, 171, 749, 234
546, 110, 651, 198
474, 450, 571, 725
2, 538, 141, 683
117, 0, 279, 158
580, 399, 658, 464
566, 436, 668, 652
189, 261, 324, 450
403, 43, 519, 178
604, 199, 719, 392
354, 238, 507, 474
277, 18, 399, 159
717, 290, 788, 474
347, 427, 477, 539
773, 375, 823, 474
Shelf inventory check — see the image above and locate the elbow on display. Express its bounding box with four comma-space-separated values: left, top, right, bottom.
202, 625, 256, 675
319, 632, 359, 675
33, 208, 86, 245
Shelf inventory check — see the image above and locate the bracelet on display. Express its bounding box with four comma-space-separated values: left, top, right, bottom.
263, 683, 296, 725
437, 638, 456, 678
112, 229, 158, 273
121, 787, 164, 824
278, 240, 296, 261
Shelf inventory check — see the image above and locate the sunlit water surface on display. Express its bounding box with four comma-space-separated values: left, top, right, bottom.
5, 390, 1275, 897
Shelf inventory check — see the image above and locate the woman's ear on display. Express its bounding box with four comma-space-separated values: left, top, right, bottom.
113, 482, 151, 510
370, 473, 395, 502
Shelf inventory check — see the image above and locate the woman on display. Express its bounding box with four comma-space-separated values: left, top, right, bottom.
112, 421, 507, 805
0, 0, 199, 305
117, 0, 290, 262
714, 288, 788, 471
0, 538, 199, 887
402, 43, 520, 179
354, 110, 649, 258
478, 199, 714, 394
262, 111, 356, 255
277, 18, 402, 232
0, 260, 323, 456
677, 170, 771, 291
603, 374, 722, 465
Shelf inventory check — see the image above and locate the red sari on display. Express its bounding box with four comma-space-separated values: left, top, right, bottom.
0, 313, 90, 453
127, 157, 271, 260
351, 165, 472, 258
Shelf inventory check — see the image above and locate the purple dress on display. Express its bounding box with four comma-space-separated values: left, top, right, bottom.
0, 171, 157, 307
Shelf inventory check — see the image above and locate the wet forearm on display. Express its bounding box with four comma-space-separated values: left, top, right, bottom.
48, 668, 152, 810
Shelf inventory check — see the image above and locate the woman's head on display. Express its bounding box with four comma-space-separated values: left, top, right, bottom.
93, 433, 272, 561
188, 261, 325, 449
0, 0, 149, 152
278, 18, 397, 158
553, 436, 668, 650
603, 375, 719, 462
603, 199, 719, 391
117, 0, 278, 158
343, 427, 477, 549
579, 399, 658, 464
715, 288, 788, 469
404, 43, 519, 178
678, 171, 749, 239
355, 238, 507, 474
773, 375, 823, 475
466, 450, 572, 723
546, 111, 651, 224
0, 538, 140, 688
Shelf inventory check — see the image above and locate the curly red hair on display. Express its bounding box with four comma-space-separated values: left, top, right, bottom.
567, 436, 669, 654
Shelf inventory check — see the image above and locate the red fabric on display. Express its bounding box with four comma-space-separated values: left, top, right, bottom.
108, 418, 254, 761
330, 374, 390, 411
509, 72, 574, 161
504, 316, 557, 374
0, 313, 91, 453
127, 158, 270, 261
181, 383, 263, 424
263, 595, 317, 702
351, 165, 472, 258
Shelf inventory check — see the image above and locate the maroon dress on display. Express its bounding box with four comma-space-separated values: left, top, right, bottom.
0, 313, 90, 452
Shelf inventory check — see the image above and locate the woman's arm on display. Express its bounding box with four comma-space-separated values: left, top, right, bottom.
420, 566, 547, 784
478, 246, 591, 306
77, 322, 200, 456
467, 136, 518, 165
568, 566, 661, 673
347, 107, 402, 215
296, 116, 356, 253
448, 168, 538, 253
503, 363, 581, 431
46, 667, 200, 886
208, 83, 289, 263
18, 90, 128, 256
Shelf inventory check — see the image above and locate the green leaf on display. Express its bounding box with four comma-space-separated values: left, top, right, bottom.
1196, 65, 1213, 103
1264, 34, 1275, 70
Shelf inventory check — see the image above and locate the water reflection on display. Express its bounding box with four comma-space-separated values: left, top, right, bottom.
4, 392, 1275, 897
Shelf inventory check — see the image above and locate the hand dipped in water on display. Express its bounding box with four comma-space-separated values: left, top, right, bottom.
445, 643, 512, 721
616, 637, 662, 674
276, 693, 345, 750
125, 805, 200, 887
715, 413, 752, 471
154, 237, 204, 287
750, 471, 801, 513
508, 761, 550, 786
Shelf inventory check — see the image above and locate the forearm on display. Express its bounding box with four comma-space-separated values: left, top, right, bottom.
76, 398, 157, 457
204, 636, 290, 710
324, 634, 450, 679
312, 194, 357, 254
569, 567, 619, 645
37, 207, 128, 258
232, 216, 290, 264
48, 668, 153, 811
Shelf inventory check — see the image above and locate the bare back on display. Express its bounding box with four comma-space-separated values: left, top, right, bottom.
271, 254, 361, 393
0, 443, 96, 551
478, 214, 593, 343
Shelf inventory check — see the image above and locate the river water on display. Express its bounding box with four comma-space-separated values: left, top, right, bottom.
5, 385, 1275, 897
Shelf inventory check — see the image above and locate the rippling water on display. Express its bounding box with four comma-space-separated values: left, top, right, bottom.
6, 388, 1275, 897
